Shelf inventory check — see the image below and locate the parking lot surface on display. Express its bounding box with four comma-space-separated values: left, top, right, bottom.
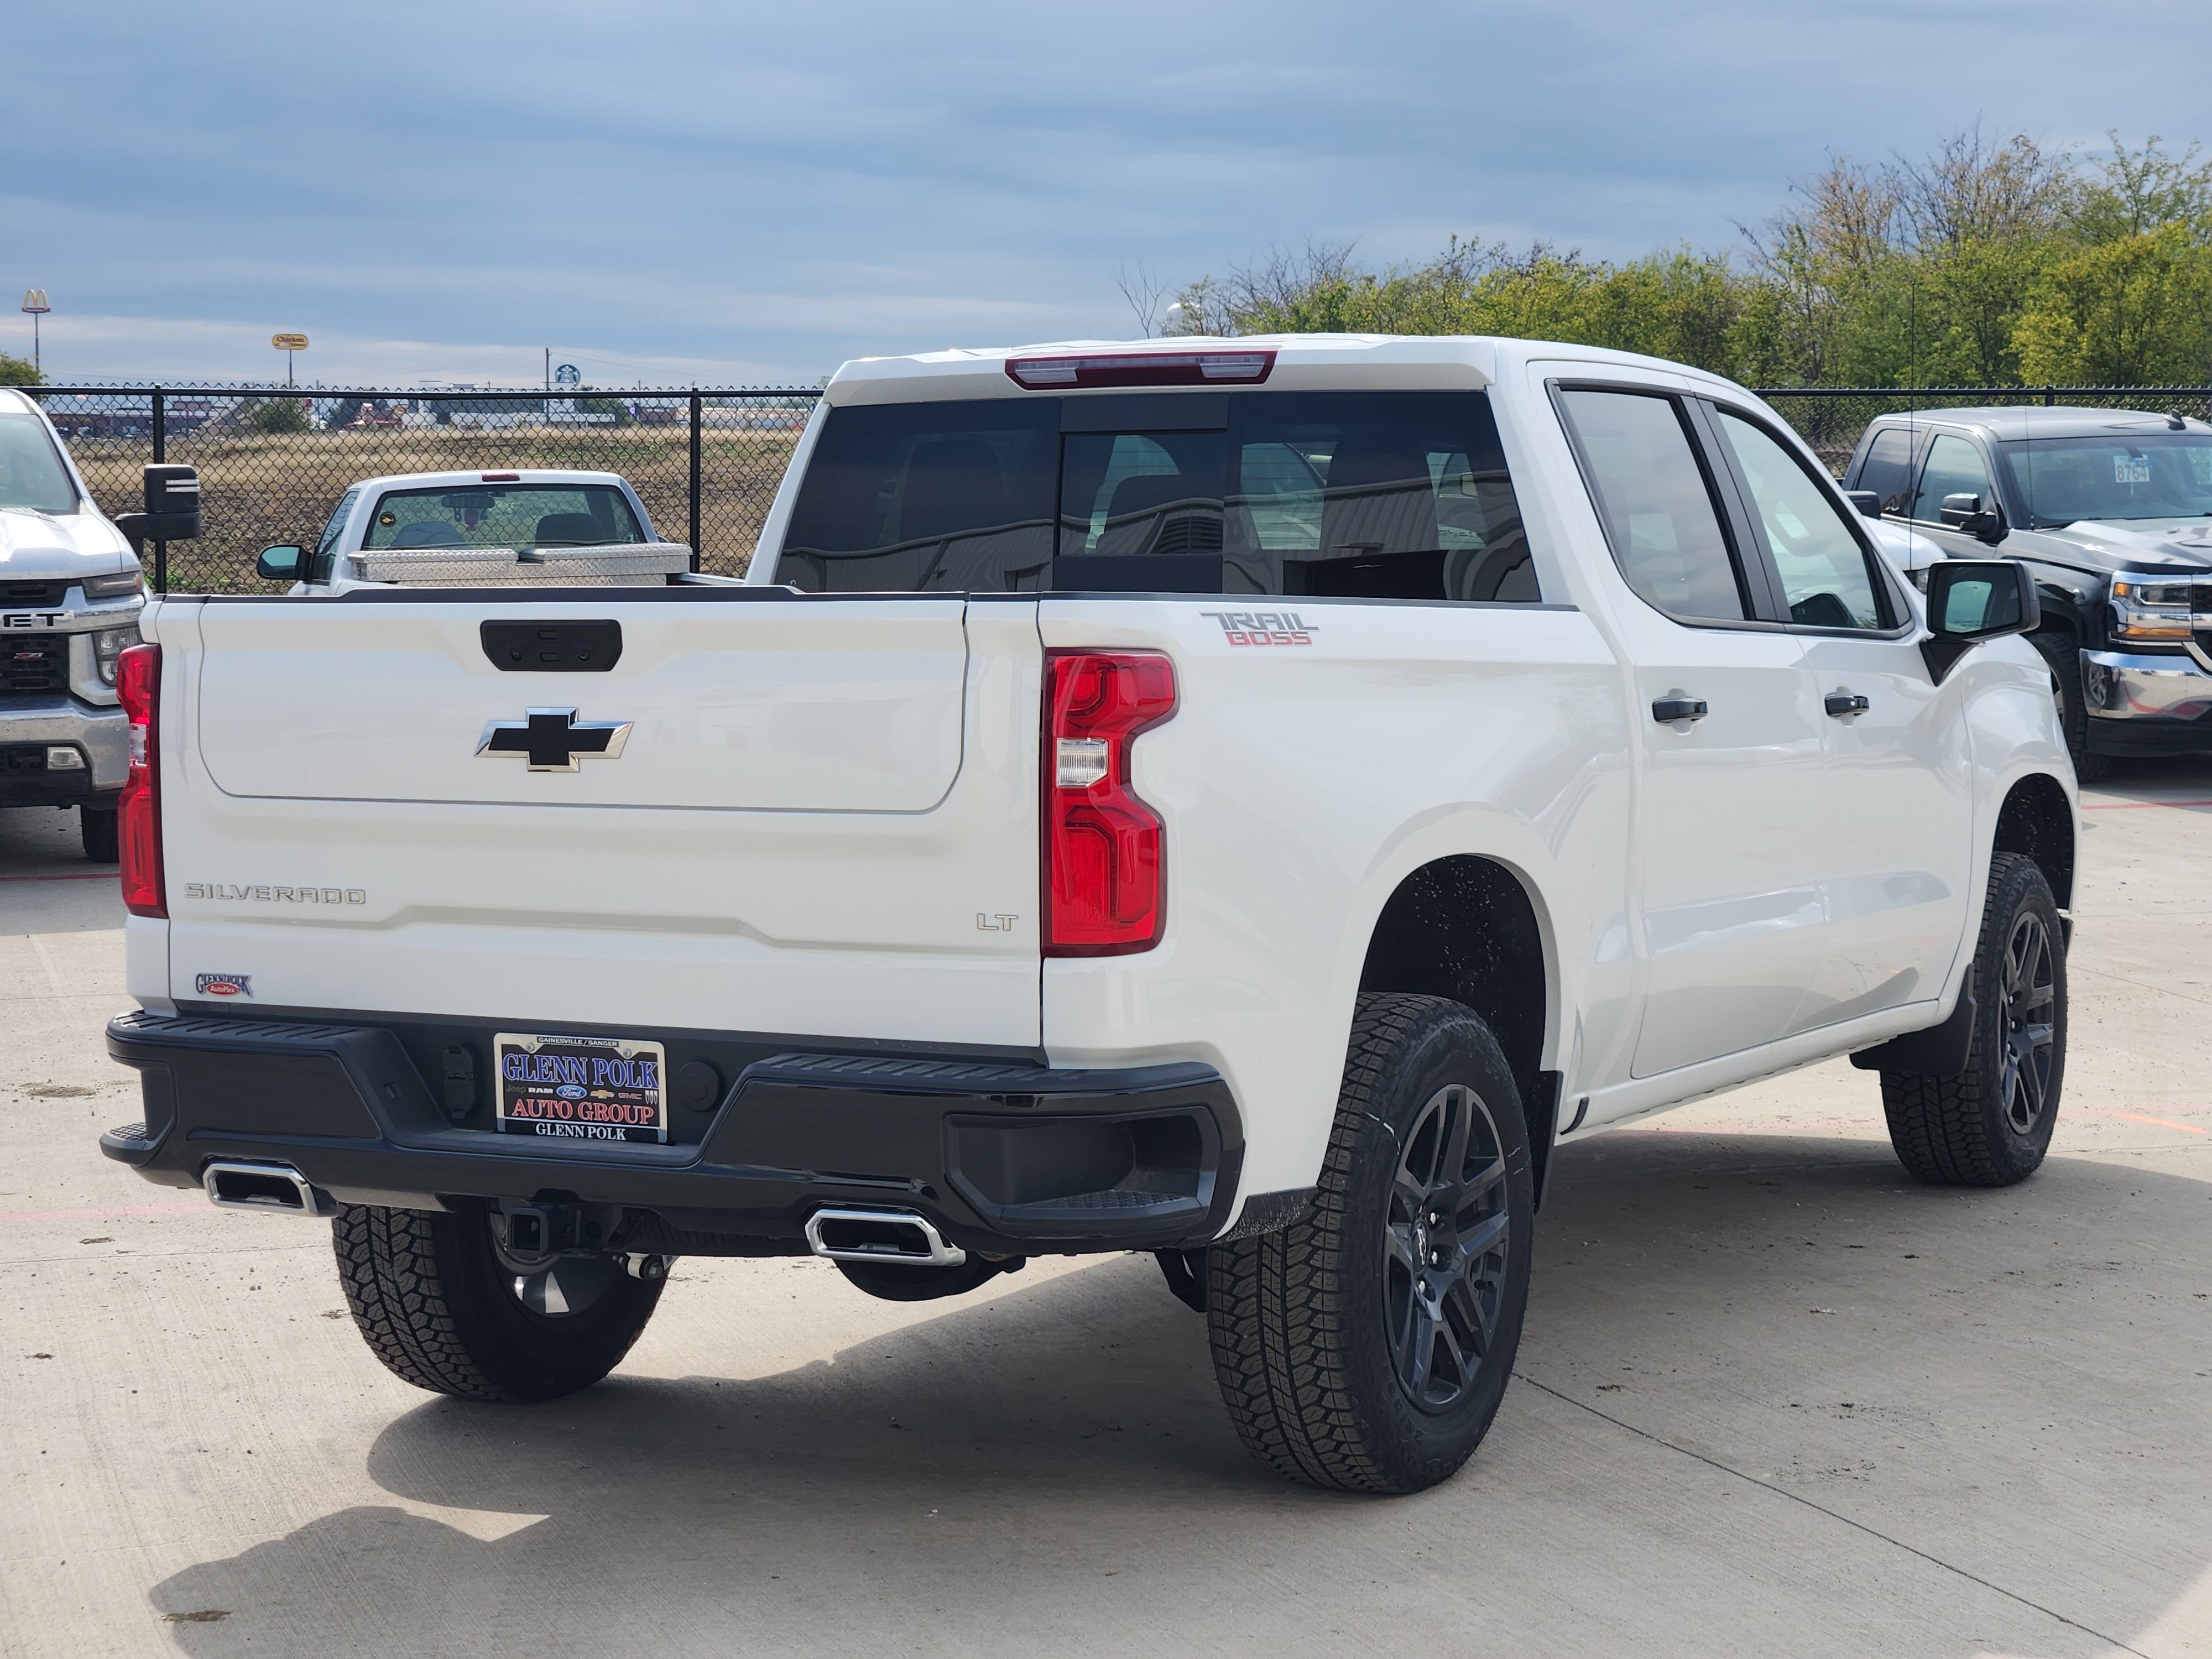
4, 766, 2208, 1659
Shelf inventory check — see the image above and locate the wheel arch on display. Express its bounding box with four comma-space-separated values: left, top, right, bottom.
1356, 855, 1556, 1184
1992, 771, 2075, 910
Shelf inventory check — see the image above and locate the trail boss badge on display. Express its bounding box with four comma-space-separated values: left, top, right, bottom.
1199, 610, 1318, 646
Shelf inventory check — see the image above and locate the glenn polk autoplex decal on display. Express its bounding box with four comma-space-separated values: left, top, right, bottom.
1199, 610, 1319, 646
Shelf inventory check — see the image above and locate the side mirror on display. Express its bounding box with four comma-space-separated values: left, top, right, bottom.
1938, 492, 2005, 544
1921, 560, 2040, 682
112, 463, 202, 553
1844, 489, 1881, 519
256, 545, 304, 581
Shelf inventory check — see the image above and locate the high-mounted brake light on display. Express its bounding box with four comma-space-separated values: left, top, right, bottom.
1042, 651, 1177, 955
1005, 351, 1275, 390
482, 472, 521, 482
116, 643, 164, 917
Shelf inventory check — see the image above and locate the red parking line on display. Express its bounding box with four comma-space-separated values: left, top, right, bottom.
2080, 799, 2212, 811
2081, 1107, 2210, 1135
0, 872, 117, 883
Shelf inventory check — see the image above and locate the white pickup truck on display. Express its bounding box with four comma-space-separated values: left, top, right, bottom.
100, 335, 2076, 1494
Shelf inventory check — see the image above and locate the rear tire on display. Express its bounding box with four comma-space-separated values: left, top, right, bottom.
1205, 993, 1534, 1494
2029, 629, 2110, 784
332, 1199, 664, 1402
80, 803, 118, 863
1882, 852, 2065, 1187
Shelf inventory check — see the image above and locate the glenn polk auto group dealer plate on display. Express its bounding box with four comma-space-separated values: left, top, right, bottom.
494, 1032, 668, 1144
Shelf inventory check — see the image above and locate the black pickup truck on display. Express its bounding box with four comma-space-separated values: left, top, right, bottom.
1843, 404, 2212, 780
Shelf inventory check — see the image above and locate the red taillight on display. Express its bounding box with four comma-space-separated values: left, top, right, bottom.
116, 643, 164, 917
1005, 350, 1275, 390
1042, 651, 1176, 956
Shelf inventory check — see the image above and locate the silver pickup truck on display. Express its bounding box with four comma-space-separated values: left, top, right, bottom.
0, 387, 160, 859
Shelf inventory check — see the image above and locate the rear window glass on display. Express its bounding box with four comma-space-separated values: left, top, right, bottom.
780, 392, 1533, 601
361, 484, 645, 550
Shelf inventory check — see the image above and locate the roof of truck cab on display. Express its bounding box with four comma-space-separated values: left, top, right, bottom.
347, 468, 636, 492
1861, 406, 2211, 442
821, 333, 1739, 405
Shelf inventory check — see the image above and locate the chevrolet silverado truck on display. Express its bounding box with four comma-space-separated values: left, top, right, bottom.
99, 336, 2077, 1494
0, 386, 166, 859
1843, 404, 2212, 781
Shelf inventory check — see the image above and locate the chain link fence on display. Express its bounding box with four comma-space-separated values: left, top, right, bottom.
30, 381, 2212, 588
1751, 386, 2212, 477
31, 387, 820, 591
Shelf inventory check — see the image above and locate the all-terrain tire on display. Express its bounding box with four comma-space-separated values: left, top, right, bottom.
2029, 629, 2110, 784
333, 1199, 664, 1402
1205, 993, 1535, 1494
1882, 852, 2066, 1187
80, 804, 118, 863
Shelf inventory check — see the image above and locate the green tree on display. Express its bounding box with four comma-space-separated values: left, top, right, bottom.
0, 352, 40, 385
2066, 133, 2212, 246
2015, 227, 2212, 384
250, 397, 311, 434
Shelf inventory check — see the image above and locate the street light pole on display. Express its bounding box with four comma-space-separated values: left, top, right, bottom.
20, 290, 51, 377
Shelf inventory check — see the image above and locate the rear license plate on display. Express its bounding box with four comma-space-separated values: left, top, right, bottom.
494, 1032, 667, 1144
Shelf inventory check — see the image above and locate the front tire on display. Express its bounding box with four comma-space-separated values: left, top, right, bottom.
333, 1200, 664, 1402
1206, 994, 1535, 1494
1881, 852, 2066, 1187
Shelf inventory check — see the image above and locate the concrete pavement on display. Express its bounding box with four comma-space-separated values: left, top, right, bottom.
2, 765, 2207, 1658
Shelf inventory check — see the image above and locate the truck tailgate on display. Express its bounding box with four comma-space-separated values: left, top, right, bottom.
153, 593, 1044, 1048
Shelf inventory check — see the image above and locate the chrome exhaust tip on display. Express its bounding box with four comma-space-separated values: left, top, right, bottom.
804, 1207, 966, 1267
202, 1160, 333, 1217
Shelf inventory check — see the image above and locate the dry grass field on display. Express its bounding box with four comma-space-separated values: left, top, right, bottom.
64, 423, 802, 588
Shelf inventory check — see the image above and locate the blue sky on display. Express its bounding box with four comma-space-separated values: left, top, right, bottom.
5, 0, 2208, 388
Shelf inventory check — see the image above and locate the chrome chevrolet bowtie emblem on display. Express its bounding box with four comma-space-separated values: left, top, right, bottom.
476, 707, 633, 772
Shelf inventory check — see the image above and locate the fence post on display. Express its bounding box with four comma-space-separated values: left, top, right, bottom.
688, 389, 702, 572
2043, 388, 2056, 408
152, 387, 168, 593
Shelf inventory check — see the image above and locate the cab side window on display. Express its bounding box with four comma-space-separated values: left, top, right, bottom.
1556, 388, 1747, 622
1714, 410, 1890, 631
1856, 427, 1916, 516
1913, 434, 1994, 523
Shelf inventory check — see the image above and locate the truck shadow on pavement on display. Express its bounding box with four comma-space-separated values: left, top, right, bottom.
149, 1129, 2211, 1657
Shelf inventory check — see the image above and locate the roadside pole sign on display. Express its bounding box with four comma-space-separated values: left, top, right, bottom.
272, 332, 309, 387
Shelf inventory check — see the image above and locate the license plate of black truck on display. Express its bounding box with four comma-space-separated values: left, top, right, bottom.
493, 1032, 667, 1144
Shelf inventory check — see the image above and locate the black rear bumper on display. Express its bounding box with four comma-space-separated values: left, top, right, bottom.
102, 1011, 1242, 1256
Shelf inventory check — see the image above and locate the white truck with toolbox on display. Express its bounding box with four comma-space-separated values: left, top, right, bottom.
101, 335, 2077, 1494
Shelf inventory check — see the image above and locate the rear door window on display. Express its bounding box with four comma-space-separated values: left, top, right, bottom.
778, 391, 1533, 600
1554, 388, 1749, 622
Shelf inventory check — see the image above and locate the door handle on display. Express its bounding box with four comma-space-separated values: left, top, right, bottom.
1651, 696, 1708, 724
1824, 692, 1871, 718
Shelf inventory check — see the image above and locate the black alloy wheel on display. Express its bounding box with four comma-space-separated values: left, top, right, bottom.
1384, 1083, 1513, 1412
1206, 993, 1534, 1493
1996, 909, 2058, 1138
1880, 852, 2067, 1187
